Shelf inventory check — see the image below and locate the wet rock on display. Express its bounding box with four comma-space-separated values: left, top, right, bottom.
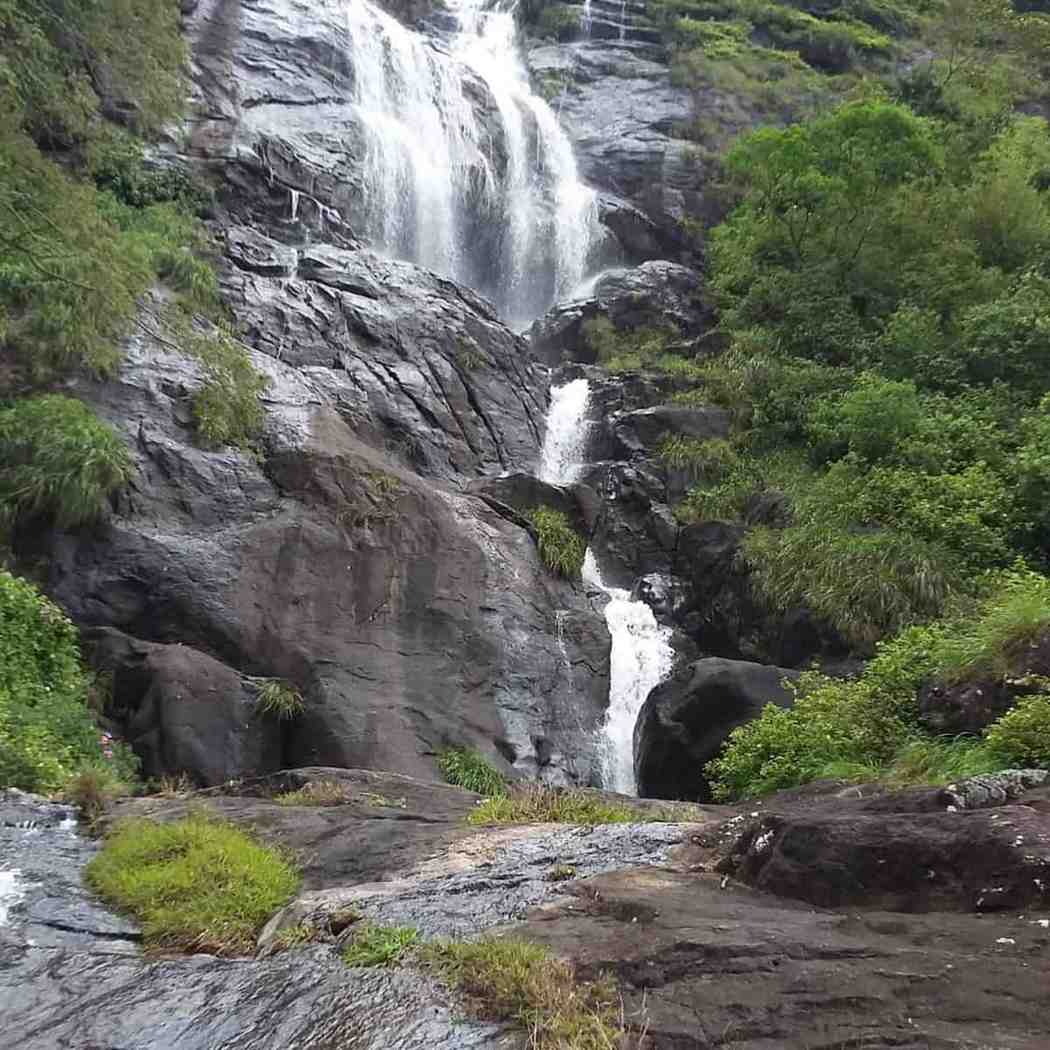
31, 339, 610, 787
514, 863, 1050, 1050
941, 769, 1050, 810
919, 677, 1017, 736
1, 794, 504, 1050
529, 260, 708, 365
85, 627, 281, 786
466, 471, 599, 537
610, 403, 730, 459
719, 805, 1050, 913
634, 658, 799, 802
526, 40, 702, 255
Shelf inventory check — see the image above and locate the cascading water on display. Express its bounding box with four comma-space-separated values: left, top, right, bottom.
344, 0, 602, 324
537, 379, 675, 795
583, 551, 673, 795
538, 378, 591, 485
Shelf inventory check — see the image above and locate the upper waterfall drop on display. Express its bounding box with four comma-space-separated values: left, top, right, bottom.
343, 0, 603, 325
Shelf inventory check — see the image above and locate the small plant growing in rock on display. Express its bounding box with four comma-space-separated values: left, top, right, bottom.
545, 864, 578, 882
526, 506, 587, 578
342, 923, 420, 967
268, 923, 319, 953
437, 747, 508, 796
454, 344, 486, 370
250, 677, 305, 719
274, 779, 349, 806
63, 763, 133, 826
362, 791, 407, 809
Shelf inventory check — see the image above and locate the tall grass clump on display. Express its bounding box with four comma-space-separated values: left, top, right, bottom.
469, 784, 635, 826
0, 395, 133, 529
527, 506, 587, 578
85, 814, 300, 954
437, 747, 508, 796
342, 924, 420, 967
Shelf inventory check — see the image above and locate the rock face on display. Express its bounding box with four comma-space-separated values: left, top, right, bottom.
85, 627, 282, 786
634, 658, 799, 801
527, 37, 702, 257
719, 791, 1050, 913
529, 260, 709, 365
32, 340, 611, 785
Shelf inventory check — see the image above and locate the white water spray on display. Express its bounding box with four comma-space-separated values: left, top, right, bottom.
538, 378, 591, 485
583, 551, 674, 795
536, 379, 675, 795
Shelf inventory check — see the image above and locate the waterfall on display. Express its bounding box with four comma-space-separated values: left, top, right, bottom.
619, 0, 628, 40
581, 0, 593, 35
583, 551, 674, 795
536, 380, 674, 795
344, 0, 602, 324
538, 378, 591, 485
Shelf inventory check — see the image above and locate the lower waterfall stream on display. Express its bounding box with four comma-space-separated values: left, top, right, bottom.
538, 378, 674, 794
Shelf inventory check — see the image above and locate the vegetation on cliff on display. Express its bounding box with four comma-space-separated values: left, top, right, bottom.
0, 569, 138, 793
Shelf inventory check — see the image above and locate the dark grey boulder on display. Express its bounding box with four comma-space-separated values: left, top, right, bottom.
529, 260, 709, 365
634, 657, 799, 801
610, 403, 731, 459
466, 471, 600, 537
84, 628, 282, 787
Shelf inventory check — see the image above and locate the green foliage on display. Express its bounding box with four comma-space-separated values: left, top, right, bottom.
657, 435, 738, 480
422, 937, 622, 1050
437, 747, 508, 796
273, 780, 349, 806
0, 569, 136, 792
0, 395, 133, 529
188, 329, 269, 450
984, 694, 1050, 768
469, 784, 637, 826
526, 506, 587, 578
707, 570, 1050, 797
742, 522, 959, 645
85, 814, 301, 955
342, 924, 420, 967
249, 677, 305, 720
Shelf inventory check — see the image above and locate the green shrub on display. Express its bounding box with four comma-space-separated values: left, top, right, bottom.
469, 784, 636, 826
342, 924, 420, 967
85, 814, 300, 954
984, 694, 1050, 768
0, 395, 133, 529
0, 569, 136, 792
882, 736, 1003, 785
422, 937, 621, 1050
437, 747, 508, 796
526, 506, 587, 578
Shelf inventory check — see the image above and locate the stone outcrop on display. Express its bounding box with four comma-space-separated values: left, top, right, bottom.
28, 329, 610, 786
634, 657, 800, 801
529, 260, 709, 365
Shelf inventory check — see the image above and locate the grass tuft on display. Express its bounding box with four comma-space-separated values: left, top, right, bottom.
342, 923, 420, 967
437, 746, 508, 796
250, 677, 305, 720
526, 506, 587, 578
422, 937, 623, 1050
63, 762, 132, 825
84, 814, 300, 955
469, 785, 636, 827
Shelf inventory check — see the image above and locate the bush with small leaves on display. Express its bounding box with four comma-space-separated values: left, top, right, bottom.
984, 695, 1050, 768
